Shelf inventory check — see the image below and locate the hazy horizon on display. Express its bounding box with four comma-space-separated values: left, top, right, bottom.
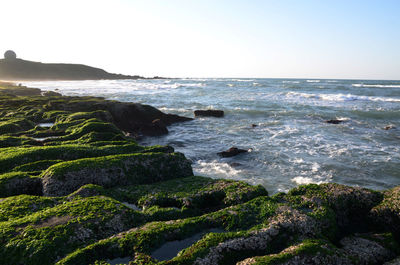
1, 0, 399, 80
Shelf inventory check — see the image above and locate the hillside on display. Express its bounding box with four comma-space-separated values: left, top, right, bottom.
0, 51, 141, 80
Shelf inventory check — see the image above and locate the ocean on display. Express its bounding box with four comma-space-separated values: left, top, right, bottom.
22, 78, 400, 194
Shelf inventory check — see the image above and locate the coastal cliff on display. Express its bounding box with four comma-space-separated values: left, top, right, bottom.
0, 51, 141, 80
0, 82, 399, 265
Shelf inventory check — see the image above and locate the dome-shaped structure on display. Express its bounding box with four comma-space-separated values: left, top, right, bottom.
4, 50, 17, 60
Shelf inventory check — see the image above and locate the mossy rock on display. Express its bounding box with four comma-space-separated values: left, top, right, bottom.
0, 194, 61, 222
0, 143, 145, 173
0, 172, 42, 197
0, 118, 35, 135
12, 159, 64, 172
42, 110, 70, 122
286, 183, 383, 235
237, 239, 350, 265
0, 135, 39, 147
41, 152, 193, 196
0, 196, 144, 265
56, 110, 113, 124
370, 186, 400, 240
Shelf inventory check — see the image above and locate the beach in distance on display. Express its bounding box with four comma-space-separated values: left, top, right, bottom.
24, 78, 400, 194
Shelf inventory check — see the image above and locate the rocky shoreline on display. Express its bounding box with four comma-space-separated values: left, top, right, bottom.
0, 82, 399, 265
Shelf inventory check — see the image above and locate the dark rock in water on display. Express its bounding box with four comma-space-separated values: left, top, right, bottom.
104, 102, 192, 136
140, 119, 168, 136
384, 125, 396, 130
326, 119, 344, 124
45, 99, 192, 137
218, 147, 248, 158
194, 109, 224, 118
251, 124, 258, 128
42, 91, 62, 97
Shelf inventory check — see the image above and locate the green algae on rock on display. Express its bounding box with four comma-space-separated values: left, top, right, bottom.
41, 152, 193, 196
0, 83, 399, 265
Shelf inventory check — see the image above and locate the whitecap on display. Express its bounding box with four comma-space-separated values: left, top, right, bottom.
291, 176, 327, 185
194, 160, 243, 178
306, 80, 320, 83
352, 84, 400, 88
291, 176, 315, 185
231, 79, 254, 82
286, 91, 400, 103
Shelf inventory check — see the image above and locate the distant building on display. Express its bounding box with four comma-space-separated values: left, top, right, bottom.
4, 50, 17, 60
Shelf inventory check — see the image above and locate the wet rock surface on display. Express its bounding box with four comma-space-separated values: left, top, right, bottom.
0, 84, 399, 265
218, 147, 248, 158
326, 119, 345, 124
194, 109, 224, 117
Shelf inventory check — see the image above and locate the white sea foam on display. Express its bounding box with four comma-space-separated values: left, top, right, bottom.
291, 175, 329, 185
232, 79, 254, 82
306, 80, 320, 83
282, 80, 300, 84
194, 160, 242, 178
291, 176, 315, 185
352, 84, 400, 88
159, 107, 189, 113
286, 92, 400, 102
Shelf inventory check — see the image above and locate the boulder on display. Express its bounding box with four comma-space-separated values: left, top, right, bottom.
218, 147, 248, 158
369, 186, 400, 240
104, 102, 192, 136
288, 183, 383, 233
0, 172, 42, 197
194, 110, 224, 118
384, 125, 396, 130
41, 152, 193, 196
325, 119, 344, 124
140, 119, 168, 136
340, 236, 396, 264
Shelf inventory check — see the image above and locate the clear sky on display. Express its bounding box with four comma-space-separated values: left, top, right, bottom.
1, 0, 399, 79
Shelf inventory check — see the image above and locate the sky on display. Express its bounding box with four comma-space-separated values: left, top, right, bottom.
1, 0, 399, 79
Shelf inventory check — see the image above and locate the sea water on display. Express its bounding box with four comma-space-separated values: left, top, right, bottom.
23, 79, 400, 194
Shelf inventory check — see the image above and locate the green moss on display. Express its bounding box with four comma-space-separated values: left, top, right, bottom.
0, 135, 39, 147
249, 239, 338, 265
57, 196, 278, 265
41, 152, 193, 196
0, 118, 35, 135
0, 172, 42, 197
42, 110, 70, 121
0, 196, 145, 265
0, 143, 144, 173
56, 110, 112, 124
0, 194, 61, 222
12, 159, 64, 172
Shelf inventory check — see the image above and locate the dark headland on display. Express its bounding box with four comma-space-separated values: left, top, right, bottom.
0, 50, 144, 80
0, 81, 399, 264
